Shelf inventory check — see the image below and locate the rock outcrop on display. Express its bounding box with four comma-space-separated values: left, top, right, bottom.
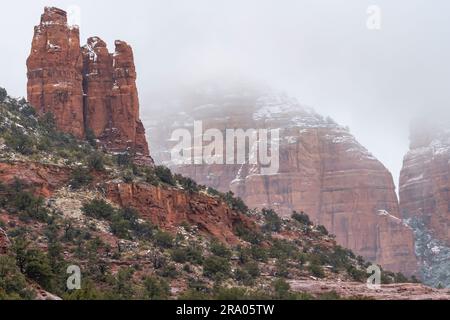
26, 7, 84, 138
400, 117, 450, 286
81, 37, 113, 138
289, 279, 450, 300
146, 88, 418, 275
27, 7, 150, 160
106, 182, 255, 245
0, 160, 251, 246
0, 162, 70, 198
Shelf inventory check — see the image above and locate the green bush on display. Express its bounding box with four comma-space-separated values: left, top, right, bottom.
203, 256, 231, 279
38, 112, 57, 134
132, 221, 155, 240
23, 249, 55, 290
250, 245, 268, 262
171, 245, 204, 265
207, 187, 221, 197
0, 180, 49, 223
82, 201, 148, 240
154, 231, 174, 248
175, 174, 200, 193
234, 268, 253, 285
235, 262, 260, 285
269, 240, 297, 260
116, 153, 133, 167
309, 263, 325, 278
87, 152, 105, 171
113, 268, 135, 299
85, 128, 97, 148
234, 223, 264, 245
0, 255, 35, 300
109, 207, 142, 239
157, 264, 178, 279
12, 237, 55, 292
243, 261, 260, 278
154, 166, 175, 186
223, 192, 248, 213
142, 276, 170, 300
262, 209, 282, 232
346, 265, 366, 282
186, 245, 204, 265
0, 87, 7, 101
70, 167, 93, 189
5, 126, 34, 155
171, 248, 189, 263
110, 214, 132, 239
123, 170, 134, 183
82, 199, 115, 220
292, 211, 312, 226
273, 278, 290, 299
210, 241, 232, 259
63, 280, 107, 300
316, 225, 329, 236
276, 259, 290, 278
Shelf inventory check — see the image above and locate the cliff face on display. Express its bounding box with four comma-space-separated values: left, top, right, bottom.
106, 182, 254, 245
146, 89, 418, 275
0, 160, 250, 246
26, 7, 84, 138
81, 37, 113, 138
400, 118, 450, 286
27, 7, 150, 159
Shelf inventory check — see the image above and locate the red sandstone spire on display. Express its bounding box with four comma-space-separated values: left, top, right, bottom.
27, 7, 151, 162
27, 7, 85, 138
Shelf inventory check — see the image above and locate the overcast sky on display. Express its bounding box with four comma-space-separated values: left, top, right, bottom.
1, 0, 450, 189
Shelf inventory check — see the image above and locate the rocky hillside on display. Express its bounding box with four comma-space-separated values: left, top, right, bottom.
1, 89, 437, 300
145, 84, 418, 276
400, 116, 450, 288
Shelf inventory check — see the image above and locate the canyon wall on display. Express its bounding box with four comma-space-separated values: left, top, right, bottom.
27, 7, 150, 159
400, 118, 450, 286
146, 88, 418, 275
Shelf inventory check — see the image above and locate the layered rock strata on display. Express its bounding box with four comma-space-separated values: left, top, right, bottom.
400, 117, 450, 286
27, 7, 150, 160
146, 89, 418, 275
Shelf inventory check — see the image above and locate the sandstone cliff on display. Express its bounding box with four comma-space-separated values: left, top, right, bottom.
106, 182, 254, 245
27, 7, 150, 160
26, 7, 84, 138
400, 117, 450, 286
146, 88, 418, 275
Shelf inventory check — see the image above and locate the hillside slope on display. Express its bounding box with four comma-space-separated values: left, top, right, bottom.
1, 89, 442, 300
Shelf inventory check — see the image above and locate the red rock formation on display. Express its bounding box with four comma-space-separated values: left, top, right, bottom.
0, 159, 252, 246
106, 182, 254, 245
27, 7, 151, 161
0, 162, 70, 198
26, 7, 84, 138
82, 37, 113, 137
399, 117, 450, 286
147, 90, 418, 275
100, 40, 150, 157
400, 118, 450, 244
